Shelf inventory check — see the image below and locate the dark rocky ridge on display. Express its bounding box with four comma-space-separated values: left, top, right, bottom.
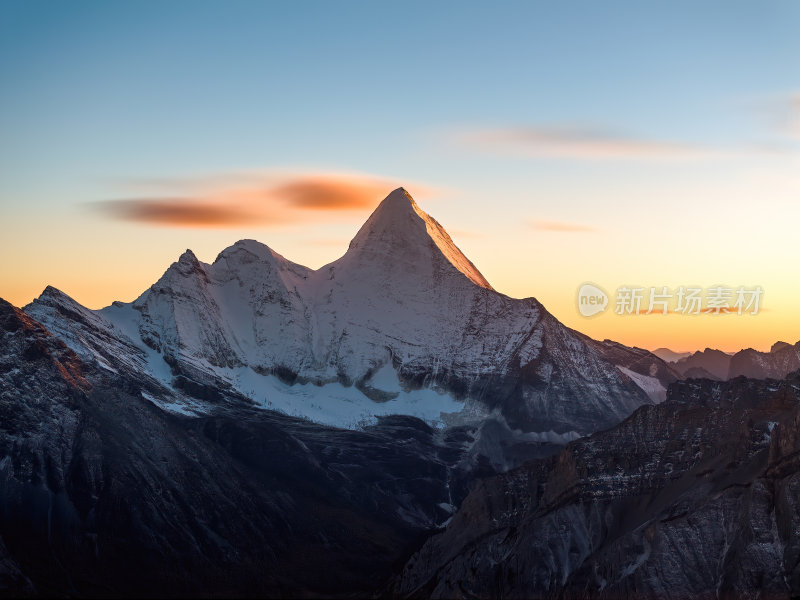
581, 336, 682, 402
672, 347, 733, 380
389, 373, 800, 599
673, 341, 800, 382
729, 341, 800, 380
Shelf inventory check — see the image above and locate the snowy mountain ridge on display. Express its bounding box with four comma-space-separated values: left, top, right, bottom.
25, 188, 674, 434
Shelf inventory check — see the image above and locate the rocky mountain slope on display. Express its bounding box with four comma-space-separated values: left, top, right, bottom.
673, 342, 800, 382
0, 297, 562, 596
651, 347, 692, 363
672, 347, 732, 380
729, 340, 800, 380
25, 188, 670, 436
4, 296, 797, 597
580, 337, 682, 403
389, 372, 800, 599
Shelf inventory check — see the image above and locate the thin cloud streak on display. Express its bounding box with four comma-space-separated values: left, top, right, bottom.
457, 126, 735, 160
531, 219, 596, 233
749, 91, 800, 142
94, 198, 281, 228
93, 172, 431, 228
790, 94, 800, 139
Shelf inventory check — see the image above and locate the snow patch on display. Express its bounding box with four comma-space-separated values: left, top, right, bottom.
365, 362, 403, 394
518, 429, 582, 444
100, 303, 174, 385
141, 391, 205, 417
229, 367, 464, 429
618, 366, 667, 403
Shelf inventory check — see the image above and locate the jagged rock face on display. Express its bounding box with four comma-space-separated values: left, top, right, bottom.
674, 343, 800, 382
772, 341, 792, 353
581, 337, 683, 403
25, 189, 664, 435
673, 347, 732, 380
729, 341, 800, 380
389, 373, 800, 599
651, 347, 692, 363
2, 300, 562, 596
0, 297, 91, 403
681, 365, 723, 380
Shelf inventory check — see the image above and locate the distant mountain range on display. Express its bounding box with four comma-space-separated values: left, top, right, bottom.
656, 341, 800, 381
651, 347, 692, 363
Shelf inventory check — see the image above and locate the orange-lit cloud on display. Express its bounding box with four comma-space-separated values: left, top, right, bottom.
531, 219, 596, 233
94, 198, 267, 228
456, 126, 723, 160
271, 176, 391, 210
94, 172, 430, 228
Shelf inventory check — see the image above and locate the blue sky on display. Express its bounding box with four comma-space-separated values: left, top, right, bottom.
1, 1, 799, 351
3, 1, 796, 185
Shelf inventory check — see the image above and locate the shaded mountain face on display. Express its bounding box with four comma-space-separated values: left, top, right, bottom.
25, 188, 667, 436
389, 372, 800, 599
581, 338, 682, 403
673, 343, 800, 382
651, 347, 692, 363
673, 347, 732, 380
0, 298, 561, 597
729, 341, 800, 380
772, 341, 792, 353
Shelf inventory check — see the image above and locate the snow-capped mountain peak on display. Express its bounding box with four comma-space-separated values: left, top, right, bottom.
341, 187, 493, 290
23, 187, 669, 435
178, 248, 200, 266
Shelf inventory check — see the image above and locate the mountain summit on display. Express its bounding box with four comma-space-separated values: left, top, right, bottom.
25, 188, 672, 435
343, 188, 493, 290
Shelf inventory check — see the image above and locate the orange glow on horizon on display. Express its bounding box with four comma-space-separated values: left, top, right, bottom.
2, 179, 798, 357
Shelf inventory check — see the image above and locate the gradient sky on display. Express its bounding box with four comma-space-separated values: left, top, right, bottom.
2, 1, 799, 353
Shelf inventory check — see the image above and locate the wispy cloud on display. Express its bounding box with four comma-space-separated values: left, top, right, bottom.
93, 172, 432, 228
94, 198, 265, 228
530, 219, 596, 233
788, 93, 800, 139
457, 126, 719, 160
748, 91, 800, 142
